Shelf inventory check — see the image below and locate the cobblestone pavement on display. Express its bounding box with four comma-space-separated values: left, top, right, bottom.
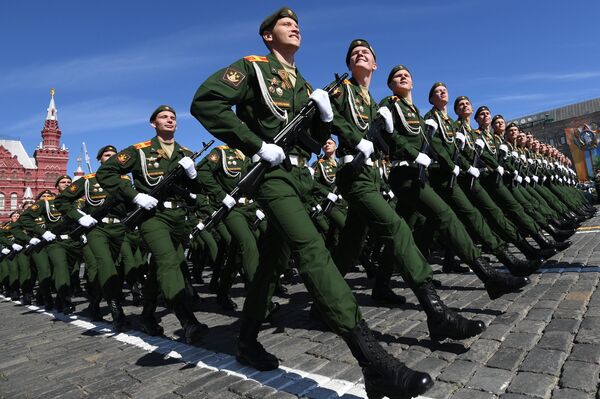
2, 211, 600, 399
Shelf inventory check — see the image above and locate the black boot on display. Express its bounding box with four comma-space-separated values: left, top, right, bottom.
371, 268, 406, 305
494, 247, 540, 277
550, 217, 577, 230
216, 292, 238, 311
21, 291, 32, 306
414, 282, 485, 341
58, 287, 75, 315
532, 232, 570, 251
470, 257, 529, 300
139, 300, 164, 336
237, 318, 279, 371
342, 319, 433, 398
514, 237, 556, 261
173, 299, 208, 345
130, 282, 143, 306
544, 224, 574, 242
442, 251, 470, 273
274, 280, 288, 296
86, 281, 105, 322
108, 299, 128, 332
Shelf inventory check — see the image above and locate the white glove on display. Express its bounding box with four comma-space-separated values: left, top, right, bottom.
256, 142, 285, 166
29, 237, 41, 246
377, 107, 394, 133
532, 175, 539, 183
78, 213, 98, 228
543, 159, 548, 165
11, 243, 23, 252
468, 166, 480, 178
178, 156, 197, 179
133, 193, 158, 210
414, 152, 431, 168
309, 89, 333, 122
189, 193, 197, 200
527, 158, 535, 165
517, 176, 523, 184
454, 132, 466, 150
327, 192, 339, 202
555, 174, 559, 180
520, 154, 526, 162
222, 194, 236, 209
511, 151, 518, 158
499, 144, 508, 153
525, 176, 531, 183
1, 248, 9, 255
42, 231, 56, 242
80, 234, 87, 245
356, 138, 374, 159
475, 138, 485, 149
195, 222, 205, 231
452, 165, 460, 176
387, 190, 395, 199
496, 166, 504, 176
542, 176, 547, 183
311, 204, 323, 213
255, 209, 266, 220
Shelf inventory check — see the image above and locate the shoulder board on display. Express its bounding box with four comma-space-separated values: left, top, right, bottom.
343, 79, 352, 85
133, 140, 152, 150
84, 173, 96, 179
120, 175, 131, 180
216, 145, 230, 150
244, 55, 269, 63
390, 96, 399, 102
318, 159, 325, 163
473, 129, 482, 135
181, 146, 192, 152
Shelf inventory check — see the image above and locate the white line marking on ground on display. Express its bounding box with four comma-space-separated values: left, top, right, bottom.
0, 295, 434, 399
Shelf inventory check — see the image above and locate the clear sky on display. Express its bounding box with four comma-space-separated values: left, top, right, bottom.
2, 0, 599, 173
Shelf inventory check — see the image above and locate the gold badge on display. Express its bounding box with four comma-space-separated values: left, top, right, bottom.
208, 153, 219, 162
221, 67, 246, 88
31, 204, 39, 210
117, 152, 130, 165
68, 184, 78, 193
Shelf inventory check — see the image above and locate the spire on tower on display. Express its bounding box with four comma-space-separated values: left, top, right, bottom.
46, 88, 57, 121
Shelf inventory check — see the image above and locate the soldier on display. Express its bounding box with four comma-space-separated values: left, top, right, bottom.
97, 105, 207, 344
54, 145, 133, 331
380, 65, 528, 299
191, 12, 433, 398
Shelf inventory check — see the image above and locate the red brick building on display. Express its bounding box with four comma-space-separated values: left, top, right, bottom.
0, 89, 68, 221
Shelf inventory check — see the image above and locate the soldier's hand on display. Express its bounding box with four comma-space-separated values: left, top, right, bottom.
355, 139, 374, 158
1, 248, 9, 255
454, 132, 466, 150
255, 209, 266, 220
517, 176, 523, 184
452, 165, 460, 176
475, 138, 485, 150
42, 231, 56, 242
499, 144, 508, 153
525, 176, 531, 184
327, 192, 339, 203
532, 175, 539, 183
11, 243, 23, 252
414, 152, 432, 168
29, 237, 41, 246
222, 194, 236, 209
78, 213, 98, 228
496, 166, 505, 176
377, 107, 394, 133
133, 193, 158, 210
257, 142, 285, 166
468, 166, 480, 178
309, 89, 333, 122
178, 156, 198, 179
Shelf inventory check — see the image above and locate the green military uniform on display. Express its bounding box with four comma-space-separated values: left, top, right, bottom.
191, 51, 361, 333
96, 136, 202, 305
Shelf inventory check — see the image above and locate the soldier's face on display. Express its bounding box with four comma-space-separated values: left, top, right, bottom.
57, 178, 72, 192
517, 133, 526, 147
323, 139, 336, 155
456, 100, 472, 118
388, 70, 412, 96
100, 150, 117, 164
526, 135, 533, 146
493, 119, 505, 134
475, 110, 491, 126
507, 127, 519, 142
431, 86, 448, 108
264, 17, 301, 51
151, 111, 176, 135
10, 214, 19, 223
532, 141, 539, 151
349, 46, 376, 73
40, 193, 52, 201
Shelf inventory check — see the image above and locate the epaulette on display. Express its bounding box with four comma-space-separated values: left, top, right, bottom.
133, 140, 152, 150
473, 129, 482, 135
84, 173, 96, 179
318, 159, 325, 163
343, 79, 351, 85
244, 55, 269, 63
390, 96, 399, 102
216, 145, 230, 150
181, 146, 192, 152
120, 175, 131, 180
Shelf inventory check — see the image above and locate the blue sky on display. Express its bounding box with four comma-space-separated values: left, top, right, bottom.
2, 0, 599, 173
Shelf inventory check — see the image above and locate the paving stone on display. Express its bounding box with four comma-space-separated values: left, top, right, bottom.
486, 348, 526, 371
551, 387, 594, 399
458, 339, 501, 363
506, 372, 557, 398
526, 308, 554, 322
575, 328, 600, 344
513, 319, 547, 334
466, 366, 514, 394
450, 388, 497, 399
559, 360, 600, 392
520, 349, 567, 376
501, 332, 539, 350
438, 360, 478, 384
569, 343, 600, 364
479, 323, 513, 342
546, 318, 581, 333
537, 331, 573, 352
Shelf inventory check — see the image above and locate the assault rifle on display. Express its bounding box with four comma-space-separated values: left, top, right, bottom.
349, 115, 389, 174
448, 130, 465, 190
191, 72, 348, 236
23, 219, 72, 255
469, 138, 484, 191
417, 119, 439, 186
309, 186, 338, 220
496, 145, 508, 187
122, 140, 214, 229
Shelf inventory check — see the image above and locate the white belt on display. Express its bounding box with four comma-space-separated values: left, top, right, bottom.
341, 155, 373, 166
101, 217, 121, 224
163, 201, 183, 209
237, 197, 253, 205
391, 161, 410, 167
59, 234, 69, 240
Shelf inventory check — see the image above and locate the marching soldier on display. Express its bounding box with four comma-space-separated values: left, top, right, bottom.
191, 11, 433, 398
97, 105, 207, 344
